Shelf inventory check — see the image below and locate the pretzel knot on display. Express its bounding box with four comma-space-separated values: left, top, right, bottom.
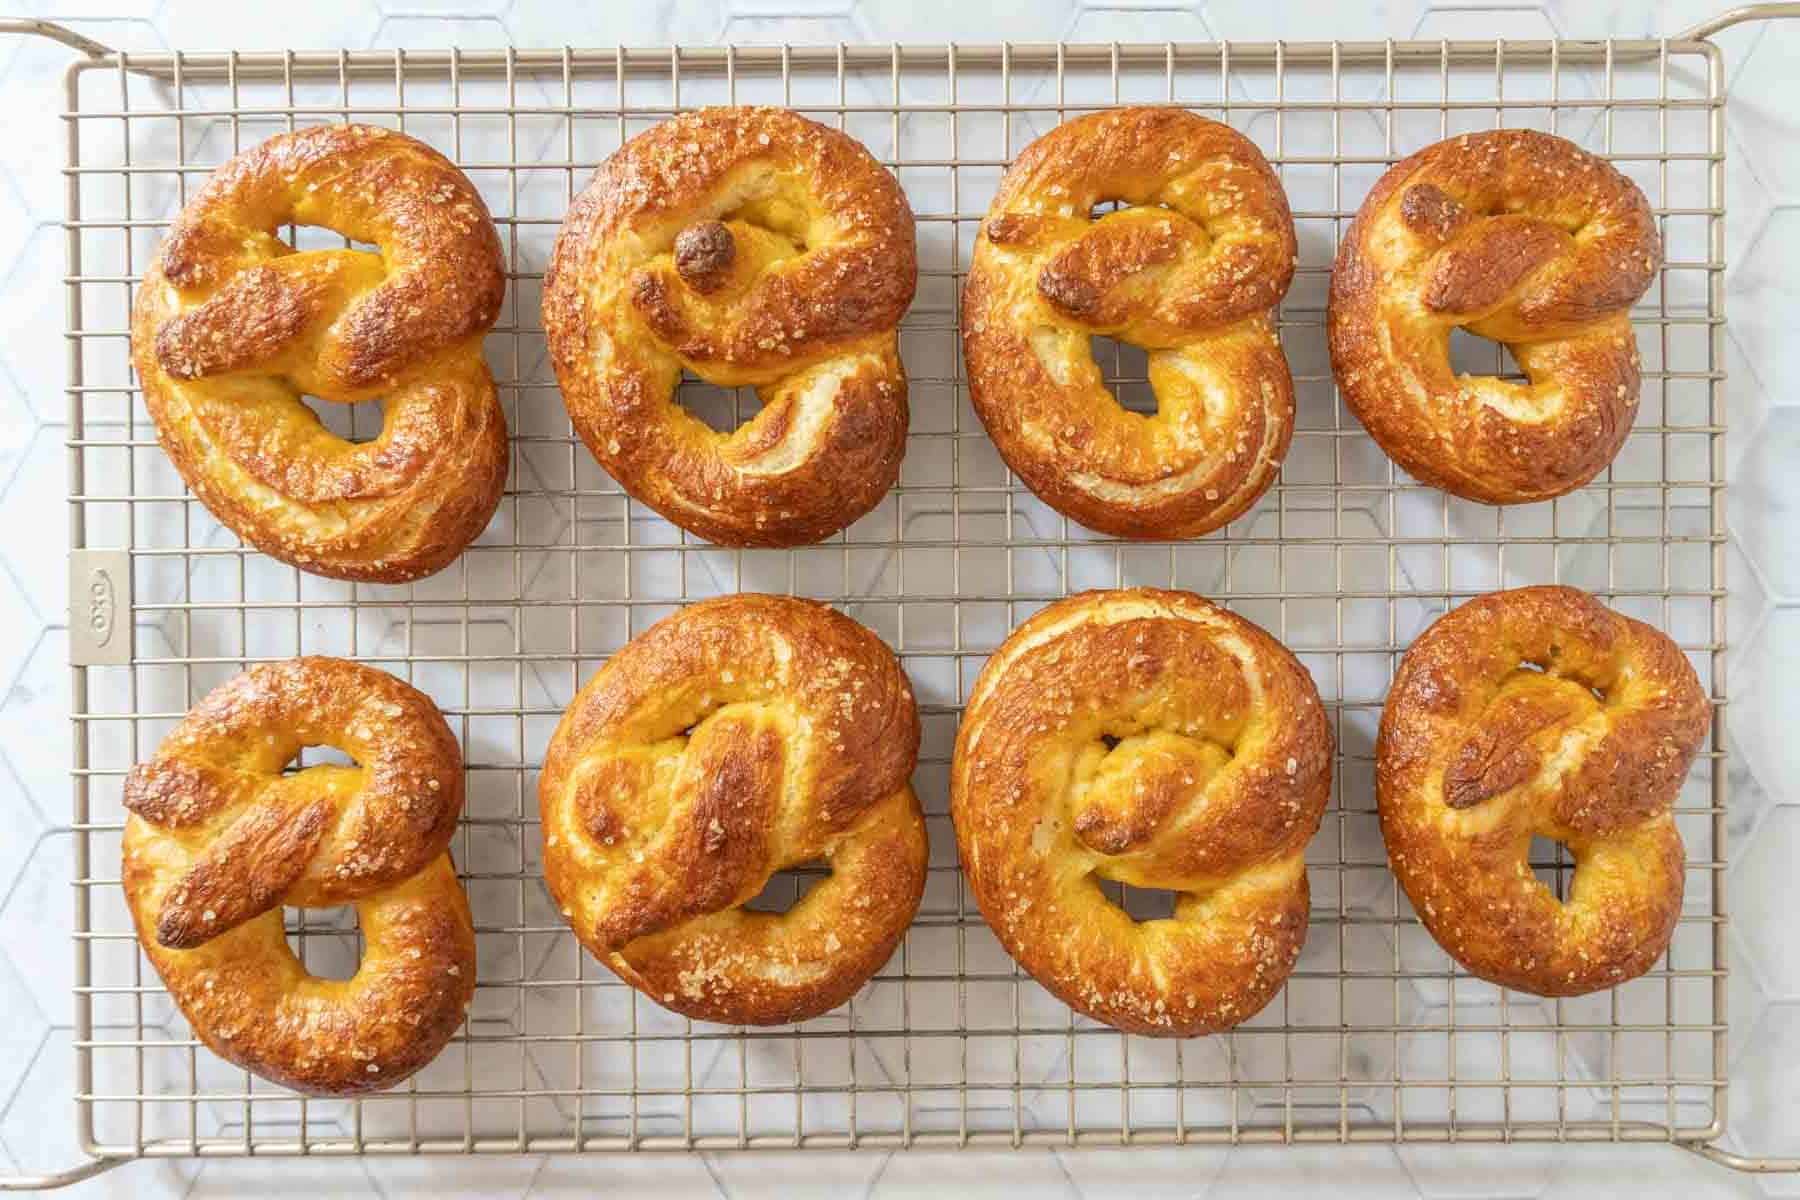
1330, 129, 1660, 504
132, 124, 508, 582
1378, 587, 1709, 996
544, 107, 917, 547
540, 595, 927, 1025
121, 657, 474, 1095
962, 107, 1297, 540
952, 589, 1332, 1035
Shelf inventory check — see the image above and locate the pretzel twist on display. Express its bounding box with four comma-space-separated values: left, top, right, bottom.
121, 657, 475, 1095
132, 124, 508, 582
1329, 129, 1660, 504
1378, 587, 1709, 996
952, 589, 1332, 1035
962, 108, 1297, 539
540, 595, 927, 1025
544, 107, 917, 547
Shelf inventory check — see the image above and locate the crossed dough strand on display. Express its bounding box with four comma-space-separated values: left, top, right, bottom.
539, 594, 927, 1025
544, 107, 916, 548
132, 124, 509, 582
121, 657, 475, 1095
1378, 586, 1709, 996
952, 588, 1332, 1036
962, 107, 1298, 540
1330, 129, 1660, 504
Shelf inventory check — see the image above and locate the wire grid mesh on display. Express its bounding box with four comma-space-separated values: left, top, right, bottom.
60, 37, 1728, 1159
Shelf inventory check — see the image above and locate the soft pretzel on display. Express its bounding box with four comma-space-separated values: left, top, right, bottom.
121, 657, 475, 1095
132, 124, 508, 582
951, 589, 1331, 1035
962, 107, 1297, 539
1378, 587, 1709, 996
540, 594, 927, 1024
543, 107, 916, 547
1329, 129, 1659, 504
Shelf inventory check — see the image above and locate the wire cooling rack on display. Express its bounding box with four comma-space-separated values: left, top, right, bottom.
10, 5, 1796, 1187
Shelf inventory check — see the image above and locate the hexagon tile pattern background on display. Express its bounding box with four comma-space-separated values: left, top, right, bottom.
0, 1, 1796, 1196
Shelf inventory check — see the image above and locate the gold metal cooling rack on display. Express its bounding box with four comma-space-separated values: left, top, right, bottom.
6, 4, 1798, 1186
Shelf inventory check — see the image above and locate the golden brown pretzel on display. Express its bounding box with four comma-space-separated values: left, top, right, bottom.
543, 107, 917, 547
121, 657, 475, 1095
1329, 129, 1659, 504
1378, 587, 1709, 996
951, 589, 1331, 1035
539, 594, 927, 1024
131, 124, 508, 582
962, 108, 1297, 539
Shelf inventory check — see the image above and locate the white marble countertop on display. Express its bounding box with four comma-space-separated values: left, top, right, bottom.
0, 0, 1796, 1196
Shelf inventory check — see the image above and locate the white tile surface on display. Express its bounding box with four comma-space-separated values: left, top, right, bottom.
1056, 1145, 1231, 1197
1733, 809, 1800, 997
708, 1148, 892, 1197
1396, 1144, 1559, 1198
0, 0, 1793, 1195
1539, 1146, 1763, 1198
1732, 608, 1800, 814
1210, 1144, 1413, 1197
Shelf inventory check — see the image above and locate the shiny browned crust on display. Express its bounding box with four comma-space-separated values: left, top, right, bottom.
121, 657, 476, 1095
539, 594, 927, 1025
543, 107, 917, 548
1377, 586, 1709, 996
961, 108, 1297, 540
1328, 129, 1659, 504
131, 124, 508, 582
951, 588, 1332, 1035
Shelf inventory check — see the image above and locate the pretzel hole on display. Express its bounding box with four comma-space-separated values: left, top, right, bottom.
1098, 878, 1180, 923
286, 224, 378, 257
1091, 337, 1158, 415
288, 744, 357, 771
676, 371, 758, 434
283, 904, 361, 981
299, 394, 381, 445
743, 860, 828, 915
1511, 659, 1609, 705
1088, 198, 1172, 222
1447, 327, 1522, 382
1526, 833, 1577, 899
